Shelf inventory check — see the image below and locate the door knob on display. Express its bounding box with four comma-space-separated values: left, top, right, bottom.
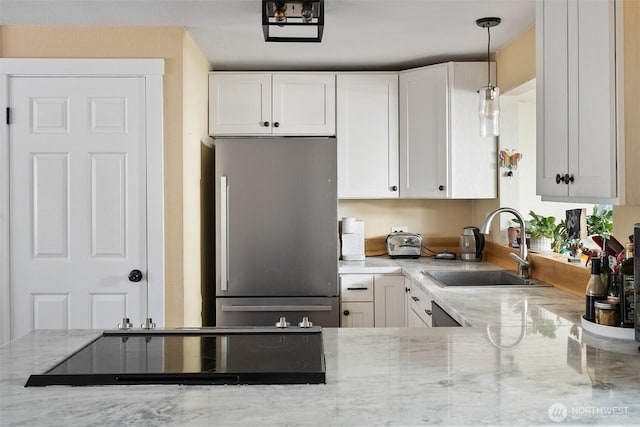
343, 310, 350, 316
128, 269, 143, 282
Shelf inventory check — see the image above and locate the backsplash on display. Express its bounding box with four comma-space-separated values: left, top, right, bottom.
338, 199, 474, 238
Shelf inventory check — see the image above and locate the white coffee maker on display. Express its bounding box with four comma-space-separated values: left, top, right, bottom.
340, 217, 365, 261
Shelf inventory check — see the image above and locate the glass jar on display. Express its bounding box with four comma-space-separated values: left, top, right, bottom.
594, 301, 618, 326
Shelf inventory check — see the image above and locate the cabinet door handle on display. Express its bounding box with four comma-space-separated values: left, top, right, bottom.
273, 122, 280, 128
347, 287, 368, 291
425, 309, 432, 316
555, 173, 575, 185
412, 296, 420, 302
343, 310, 350, 316
438, 185, 445, 191
391, 185, 398, 192
263, 121, 270, 127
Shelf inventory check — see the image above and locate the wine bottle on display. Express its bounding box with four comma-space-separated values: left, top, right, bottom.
585, 257, 607, 322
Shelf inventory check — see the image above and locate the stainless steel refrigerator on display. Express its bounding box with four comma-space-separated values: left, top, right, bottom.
213, 137, 339, 327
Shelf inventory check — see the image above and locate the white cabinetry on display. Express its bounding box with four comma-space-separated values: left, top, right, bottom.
536, 0, 620, 202
340, 274, 406, 327
408, 280, 432, 327
399, 62, 497, 199
209, 72, 335, 136
374, 275, 406, 327
340, 275, 374, 327
337, 73, 399, 198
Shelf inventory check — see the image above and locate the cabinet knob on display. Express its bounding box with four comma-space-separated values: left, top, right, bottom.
273, 122, 280, 128
438, 185, 445, 191
555, 173, 575, 185
391, 185, 398, 192
263, 121, 270, 127
412, 296, 419, 302
425, 309, 432, 316
405, 287, 410, 293
343, 310, 350, 316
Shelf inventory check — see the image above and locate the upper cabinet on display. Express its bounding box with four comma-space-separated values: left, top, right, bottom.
209, 72, 336, 136
536, 0, 620, 202
337, 73, 399, 198
399, 62, 497, 199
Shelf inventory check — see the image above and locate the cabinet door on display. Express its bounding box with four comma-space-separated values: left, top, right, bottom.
341, 302, 374, 327
408, 308, 428, 328
536, 0, 570, 197
272, 74, 335, 135
337, 74, 399, 198
373, 275, 406, 327
536, 0, 618, 201
209, 73, 272, 135
570, 0, 617, 199
399, 65, 448, 198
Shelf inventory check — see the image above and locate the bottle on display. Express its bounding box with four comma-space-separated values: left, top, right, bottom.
585, 257, 607, 322
606, 273, 622, 325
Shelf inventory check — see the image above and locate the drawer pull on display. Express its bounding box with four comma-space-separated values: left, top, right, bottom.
346, 287, 369, 291
425, 309, 432, 316
412, 296, 420, 302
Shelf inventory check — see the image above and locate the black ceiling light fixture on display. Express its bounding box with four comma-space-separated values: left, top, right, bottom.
262, 0, 324, 42
476, 17, 501, 137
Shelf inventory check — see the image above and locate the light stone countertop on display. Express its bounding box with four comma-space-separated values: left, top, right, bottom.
1, 258, 639, 426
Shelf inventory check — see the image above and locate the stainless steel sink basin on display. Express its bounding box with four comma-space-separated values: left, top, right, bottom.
422, 269, 549, 287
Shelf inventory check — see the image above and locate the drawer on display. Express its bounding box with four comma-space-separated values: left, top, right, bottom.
340, 275, 374, 302
410, 283, 432, 327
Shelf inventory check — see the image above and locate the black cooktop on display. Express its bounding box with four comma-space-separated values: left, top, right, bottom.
25, 327, 326, 386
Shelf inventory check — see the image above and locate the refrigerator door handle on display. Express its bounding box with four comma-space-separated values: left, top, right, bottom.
221, 305, 333, 312
220, 176, 229, 291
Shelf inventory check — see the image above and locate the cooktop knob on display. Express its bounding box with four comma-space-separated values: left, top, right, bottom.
118, 318, 133, 330
275, 317, 290, 328
298, 317, 313, 328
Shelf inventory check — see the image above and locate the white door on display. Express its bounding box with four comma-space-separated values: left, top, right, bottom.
337, 73, 399, 198
208, 73, 272, 135
399, 65, 449, 198
374, 275, 406, 327
341, 302, 374, 327
272, 73, 336, 135
9, 76, 147, 339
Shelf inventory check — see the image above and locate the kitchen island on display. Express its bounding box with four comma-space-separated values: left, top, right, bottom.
2, 259, 640, 426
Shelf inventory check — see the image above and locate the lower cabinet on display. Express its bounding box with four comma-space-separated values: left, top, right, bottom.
408, 279, 433, 327
341, 302, 374, 327
340, 274, 406, 327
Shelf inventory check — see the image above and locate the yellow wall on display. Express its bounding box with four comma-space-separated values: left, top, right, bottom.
338, 199, 473, 238
0, 25, 209, 327
182, 31, 210, 327
496, 26, 536, 94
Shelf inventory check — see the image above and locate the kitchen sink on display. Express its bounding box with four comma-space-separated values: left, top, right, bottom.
422, 269, 550, 287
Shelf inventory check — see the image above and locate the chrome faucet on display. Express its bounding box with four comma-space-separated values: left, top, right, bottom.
480, 207, 530, 279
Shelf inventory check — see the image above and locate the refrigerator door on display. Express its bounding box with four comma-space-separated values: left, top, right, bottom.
215, 138, 338, 297
216, 297, 340, 327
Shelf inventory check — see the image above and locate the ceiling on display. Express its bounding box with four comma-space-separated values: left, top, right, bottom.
0, 0, 536, 71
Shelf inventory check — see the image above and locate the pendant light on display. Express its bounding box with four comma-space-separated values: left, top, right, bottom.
476, 17, 501, 137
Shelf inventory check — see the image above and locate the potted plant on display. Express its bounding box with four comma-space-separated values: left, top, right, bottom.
586, 205, 613, 238
512, 210, 557, 253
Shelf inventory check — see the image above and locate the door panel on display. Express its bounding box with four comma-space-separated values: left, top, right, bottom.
10, 76, 147, 339
215, 138, 338, 298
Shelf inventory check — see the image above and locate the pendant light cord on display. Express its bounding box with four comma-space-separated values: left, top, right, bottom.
487, 26, 491, 87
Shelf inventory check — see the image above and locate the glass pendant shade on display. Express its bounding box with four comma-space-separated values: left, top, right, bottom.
478, 86, 500, 137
